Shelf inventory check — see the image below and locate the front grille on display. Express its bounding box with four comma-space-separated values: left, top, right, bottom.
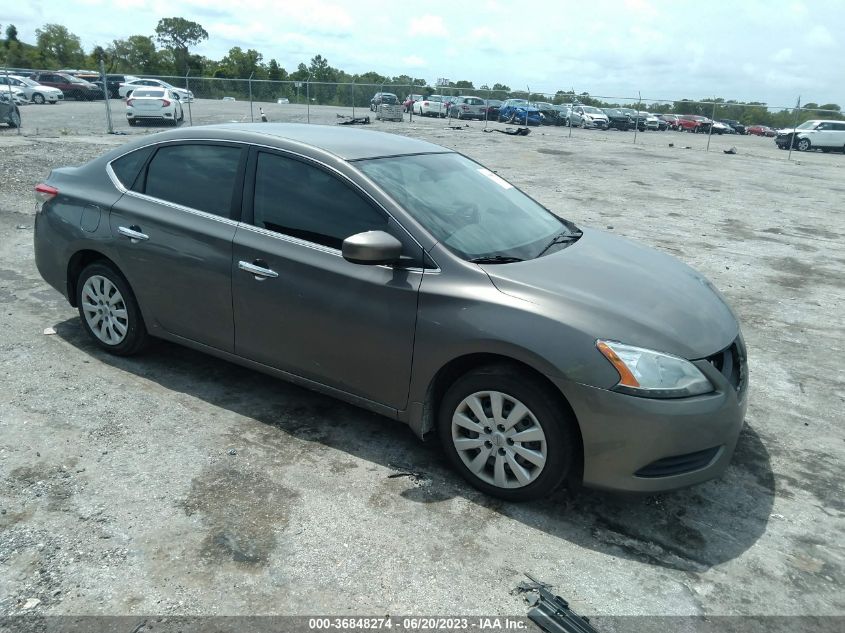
635, 446, 721, 478
704, 338, 747, 394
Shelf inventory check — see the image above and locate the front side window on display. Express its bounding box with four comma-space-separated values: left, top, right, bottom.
358, 153, 577, 261
253, 152, 388, 249
144, 144, 242, 218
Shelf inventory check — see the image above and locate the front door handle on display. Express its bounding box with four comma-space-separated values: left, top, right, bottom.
118, 225, 149, 243
238, 260, 278, 280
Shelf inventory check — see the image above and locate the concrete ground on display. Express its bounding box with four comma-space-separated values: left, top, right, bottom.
0, 102, 843, 620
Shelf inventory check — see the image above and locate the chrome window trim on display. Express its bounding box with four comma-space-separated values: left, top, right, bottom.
105, 137, 440, 273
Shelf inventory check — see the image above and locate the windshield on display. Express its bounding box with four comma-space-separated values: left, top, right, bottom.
15, 77, 39, 86
582, 106, 603, 114
796, 121, 817, 130
357, 153, 578, 261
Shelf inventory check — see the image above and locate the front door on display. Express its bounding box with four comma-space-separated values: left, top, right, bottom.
231, 150, 423, 410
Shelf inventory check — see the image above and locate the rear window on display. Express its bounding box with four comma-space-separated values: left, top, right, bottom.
143, 144, 243, 218
132, 89, 165, 98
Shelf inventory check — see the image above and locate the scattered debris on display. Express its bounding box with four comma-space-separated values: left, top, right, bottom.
43, 327, 56, 335
446, 124, 470, 130
336, 114, 371, 125
770, 513, 786, 520
724, 147, 737, 154
668, 143, 674, 147
227, 448, 237, 456
516, 575, 600, 633
21, 598, 41, 611
483, 127, 531, 136
16, 224, 29, 230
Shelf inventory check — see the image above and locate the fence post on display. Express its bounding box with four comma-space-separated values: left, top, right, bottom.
98, 58, 114, 134
351, 81, 355, 118
185, 70, 193, 126
788, 96, 801, 161
706, 100, 716, 152
633, 92, 641, 144
248, 72, 254, 122
306, 76, 311, 124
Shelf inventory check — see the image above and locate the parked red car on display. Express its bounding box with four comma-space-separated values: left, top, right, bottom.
746, 125, 776, 137
677, 115, 712, 133
658, 114, 681, 130
29, 71, 102, 100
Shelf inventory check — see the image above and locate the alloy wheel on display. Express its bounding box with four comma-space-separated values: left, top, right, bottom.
81, 275, 129, 345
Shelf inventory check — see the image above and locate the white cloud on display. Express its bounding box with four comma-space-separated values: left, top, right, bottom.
805, 25, 836, 48
408, 15, 449, 38
772, 48, 793, 63
402, 55, 427, 68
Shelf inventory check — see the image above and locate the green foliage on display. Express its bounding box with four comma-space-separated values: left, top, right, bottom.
108, 36, 160, 74
35, 24, 86, 68
155, 17, 208, 74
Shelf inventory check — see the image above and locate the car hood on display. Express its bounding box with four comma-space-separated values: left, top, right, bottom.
482, 228, 738, 359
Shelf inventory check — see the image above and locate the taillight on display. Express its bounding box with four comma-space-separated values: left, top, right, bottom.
35, 183, 58, 213
126, 98, 134, 106
161, 99, 171, 106
423, 101, 429, 105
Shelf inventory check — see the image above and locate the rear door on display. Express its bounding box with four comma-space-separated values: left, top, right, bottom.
108, 141, 246, 352
231, 148, 424, 409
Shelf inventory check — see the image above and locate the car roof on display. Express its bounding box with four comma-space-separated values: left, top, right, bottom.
111, 123, 454, 162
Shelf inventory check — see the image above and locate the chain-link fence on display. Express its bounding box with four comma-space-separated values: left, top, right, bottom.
4, 66, 844, 159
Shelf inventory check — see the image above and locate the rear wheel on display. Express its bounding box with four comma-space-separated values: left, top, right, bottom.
438, 365, 576, 501
76, 262, 148, 356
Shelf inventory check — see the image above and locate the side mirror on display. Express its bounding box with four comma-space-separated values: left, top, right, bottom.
342, 231, 402, 266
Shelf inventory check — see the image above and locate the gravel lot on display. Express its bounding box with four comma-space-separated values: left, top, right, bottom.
1, 102, 843, 623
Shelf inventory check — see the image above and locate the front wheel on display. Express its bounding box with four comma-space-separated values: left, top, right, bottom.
76, 262, 148, 356
32, 93, 45, 105
796, 138, 811, 151
438, 365, 576, 501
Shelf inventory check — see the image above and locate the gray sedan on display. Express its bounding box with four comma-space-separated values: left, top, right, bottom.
33, 124, 747, 500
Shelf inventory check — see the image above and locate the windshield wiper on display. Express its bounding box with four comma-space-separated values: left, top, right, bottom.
469, 255, 524, 264
535, 230, 582, 258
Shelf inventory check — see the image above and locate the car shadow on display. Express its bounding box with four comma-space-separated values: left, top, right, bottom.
54, 318, 775, 573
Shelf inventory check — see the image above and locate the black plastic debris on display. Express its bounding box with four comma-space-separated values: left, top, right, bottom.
483, 127, 531, 136
336, 114, 371, 125
724, 147, 737, 154
515, 575, 600, 633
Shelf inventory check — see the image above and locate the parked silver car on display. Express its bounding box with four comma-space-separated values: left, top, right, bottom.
33, 124, 748, 500
0, 75, 64, 104
569, 105, 610, 129
448, 96, 487, 120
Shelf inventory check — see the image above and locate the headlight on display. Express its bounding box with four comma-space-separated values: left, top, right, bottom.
596, 340, 713, 398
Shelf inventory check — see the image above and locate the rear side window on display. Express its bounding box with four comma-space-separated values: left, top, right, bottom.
144, 144, 242, 218
253, 152, 388, 249
110, 146, 154, 190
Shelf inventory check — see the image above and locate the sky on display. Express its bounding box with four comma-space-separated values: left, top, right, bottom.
5, 0, 845, 107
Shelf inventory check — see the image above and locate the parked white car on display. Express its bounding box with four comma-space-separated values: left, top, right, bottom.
0, 86, 29, 106
414, 95, 447, 117
126, 88, 184, 126
0, 75, 64, 104
119, 78, 193, 102
638, 111, 660, 130
777, 119, 845, 152
569, 105, 610, 129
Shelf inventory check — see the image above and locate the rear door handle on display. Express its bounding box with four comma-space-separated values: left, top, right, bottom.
118, 225, 149, 243
238, 260, 278, 280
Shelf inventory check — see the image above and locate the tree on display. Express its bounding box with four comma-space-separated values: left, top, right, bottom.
454, 79, 475, 90
216, 46, 264, 79
109, 36, 159, 74
155, 17, 208, 74
267, 59, 285, 81
35, 24, 86, 68
5, 24, 18, 47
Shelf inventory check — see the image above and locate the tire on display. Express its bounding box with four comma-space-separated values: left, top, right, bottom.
796, 138, 811, 152
456, 110, 463, 120
76, 262, 148, 356
126, 90, 133, 99
32, 93, 45, 105
8, 108, 20, 128
438, 365, 576, 501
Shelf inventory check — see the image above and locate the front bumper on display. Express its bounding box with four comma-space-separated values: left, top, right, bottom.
554, 349, 748, 493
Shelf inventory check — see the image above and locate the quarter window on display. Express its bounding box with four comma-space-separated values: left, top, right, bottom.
110, 146, 154, 189
253, 152, 388, 249
144, 144, 242, 218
